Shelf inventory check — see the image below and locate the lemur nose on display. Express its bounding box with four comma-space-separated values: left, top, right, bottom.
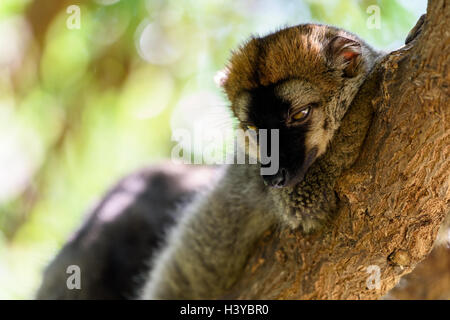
266, 168, 287, 188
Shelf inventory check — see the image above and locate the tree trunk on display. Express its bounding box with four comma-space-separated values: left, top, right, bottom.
229, 0, 449, 299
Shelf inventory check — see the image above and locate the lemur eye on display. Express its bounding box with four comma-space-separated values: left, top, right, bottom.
292, 106, 312, 122
247, 125, 257, 131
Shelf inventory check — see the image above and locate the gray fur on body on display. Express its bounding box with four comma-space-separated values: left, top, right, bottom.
141, 164, 277, 299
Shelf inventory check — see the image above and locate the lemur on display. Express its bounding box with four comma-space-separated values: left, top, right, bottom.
36, 164, 219, 299
37, 21, 448, 300
140, 24, 384, 300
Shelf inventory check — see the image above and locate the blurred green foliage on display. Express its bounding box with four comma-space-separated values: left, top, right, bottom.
0, 0, 425, 299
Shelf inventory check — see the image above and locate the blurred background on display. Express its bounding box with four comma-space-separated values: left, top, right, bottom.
0, 0, 426, 299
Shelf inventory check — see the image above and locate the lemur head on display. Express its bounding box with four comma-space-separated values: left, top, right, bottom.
222, 24, 376, 188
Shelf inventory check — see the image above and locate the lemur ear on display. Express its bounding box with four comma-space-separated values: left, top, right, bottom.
326, 36, 361, 77
214, 68, 230, 87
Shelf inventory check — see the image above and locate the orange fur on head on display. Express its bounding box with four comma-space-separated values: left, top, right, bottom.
222, 24, 362, 116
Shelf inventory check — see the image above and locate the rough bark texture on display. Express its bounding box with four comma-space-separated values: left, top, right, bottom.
386, 246, 450, 299
228, 0, 449, 299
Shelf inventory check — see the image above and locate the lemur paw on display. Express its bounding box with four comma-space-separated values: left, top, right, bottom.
270, 184, 337, 234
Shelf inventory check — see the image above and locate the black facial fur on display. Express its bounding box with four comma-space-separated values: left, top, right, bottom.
246, 82, 311, 187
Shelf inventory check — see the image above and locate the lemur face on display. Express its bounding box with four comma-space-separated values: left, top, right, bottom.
235, 80, 333, 187
223, 24, 367, 188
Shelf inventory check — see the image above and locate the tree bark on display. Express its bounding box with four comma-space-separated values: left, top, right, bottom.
229, 0, 449, 299
386, 246, 450, 300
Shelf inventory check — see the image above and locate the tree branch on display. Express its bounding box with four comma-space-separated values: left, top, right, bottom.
228, 0, 449, 299
386, 246, 450, 299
